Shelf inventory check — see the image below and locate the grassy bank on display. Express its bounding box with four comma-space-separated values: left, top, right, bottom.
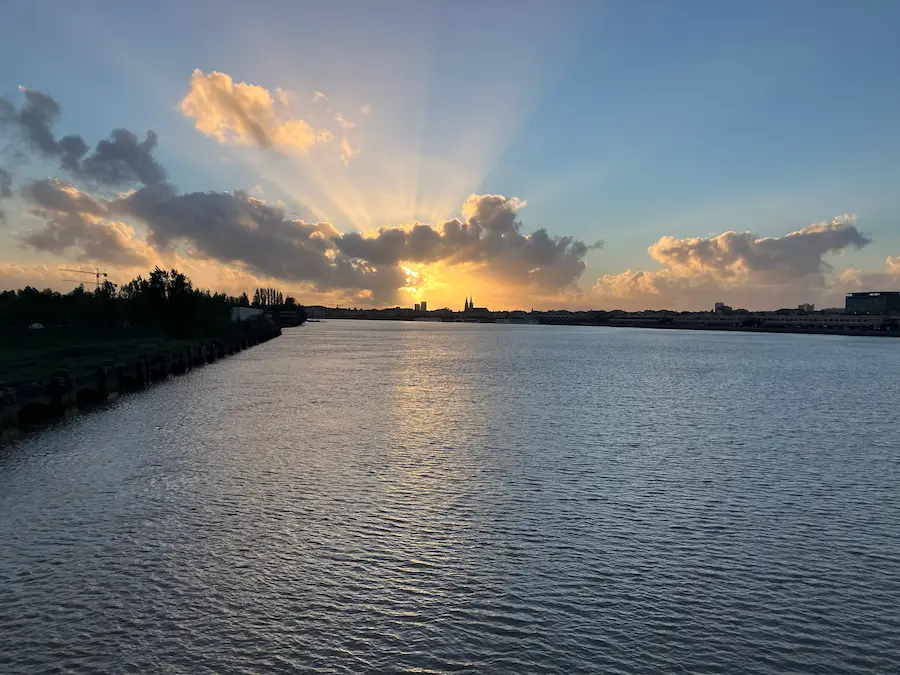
0, 334, 195, 385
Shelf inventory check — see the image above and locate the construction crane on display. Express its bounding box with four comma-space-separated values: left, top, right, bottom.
61, 267, 115, 289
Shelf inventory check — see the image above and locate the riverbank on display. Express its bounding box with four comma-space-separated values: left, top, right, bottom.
602, 322, 900, 338
0, 325, 281, 433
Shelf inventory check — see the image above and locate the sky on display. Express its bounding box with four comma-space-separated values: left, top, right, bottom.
1, 0, 899, 311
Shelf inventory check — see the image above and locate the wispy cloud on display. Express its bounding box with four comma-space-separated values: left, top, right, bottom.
334, 113, 355, 129
339, 138, 359, 166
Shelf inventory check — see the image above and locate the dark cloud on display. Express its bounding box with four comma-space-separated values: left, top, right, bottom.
0, 88, 164, 187
20, 178, 150, 265
333, 194, 600, 291
0, 88, 87, 172
105, 188, 600, 301
0, 168, 11, 199
113, 186, 404, 302
0, 167, 11, 223
12, 89, 62, 157
23, 178, 106, 216
79, 129, 166, 187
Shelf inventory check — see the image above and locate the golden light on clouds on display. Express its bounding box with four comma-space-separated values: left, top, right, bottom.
180, 69, 331, 155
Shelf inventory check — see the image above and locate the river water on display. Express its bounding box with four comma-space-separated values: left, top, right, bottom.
1, 321, 899, 674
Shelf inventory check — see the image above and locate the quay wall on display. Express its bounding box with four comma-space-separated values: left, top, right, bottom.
0, 327, 281, 433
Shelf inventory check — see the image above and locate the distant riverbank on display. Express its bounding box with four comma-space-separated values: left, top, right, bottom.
602, 322, 900, 338
305, 313, 900, 337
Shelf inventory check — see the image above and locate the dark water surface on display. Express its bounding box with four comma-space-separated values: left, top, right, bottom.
2, 321, 899, 674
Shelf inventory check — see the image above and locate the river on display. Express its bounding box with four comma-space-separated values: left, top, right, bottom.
1, 321, 899, 673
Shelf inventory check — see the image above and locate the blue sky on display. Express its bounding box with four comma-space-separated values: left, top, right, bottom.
1, 0, 898, 309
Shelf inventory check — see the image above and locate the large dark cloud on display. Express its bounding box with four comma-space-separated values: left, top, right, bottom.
108, 188, 598, 301
0, 88, 165, 188
113, 185, 405, 302
80, 129, 167, 187
333, 194, 600, 291
20, 178, 150, 265
24, 177, 106, 216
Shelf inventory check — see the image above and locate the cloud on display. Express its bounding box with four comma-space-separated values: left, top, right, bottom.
101, 185, 596, 303
0, 168, 10, 223
592, 216, 874, 310
0, 87, 89, 172
79, 129, 167, 187
20, 178, 152, 265
332, 194, 599, 293
23, 178, 107, 215
334, 113, 355, 129
887, 256, 900, 276
0, 262, 66, 289
647, 215, 869, 284
0, 88, 164, 189
339, 138, 359, 166
179, 70, 333, 156
313, 91, 328, 103
361, 104, 371, 115
3, 85, 597, 304
112, 184, 405, 303
0, 169, 11, 199
832, 256, 900, 298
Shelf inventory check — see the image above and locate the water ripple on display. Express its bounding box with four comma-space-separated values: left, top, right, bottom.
2, 323, 900, 673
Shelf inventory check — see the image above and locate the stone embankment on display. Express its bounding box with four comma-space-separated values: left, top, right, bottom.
0, 328, 281, 432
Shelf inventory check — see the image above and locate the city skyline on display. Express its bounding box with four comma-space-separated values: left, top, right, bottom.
2, 1, 899, 311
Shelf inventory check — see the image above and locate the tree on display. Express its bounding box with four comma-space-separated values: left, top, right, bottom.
251, 287, 286, 308
0, 267, 235, 338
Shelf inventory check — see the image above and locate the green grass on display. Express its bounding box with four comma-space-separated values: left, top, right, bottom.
0, 335, 196, 385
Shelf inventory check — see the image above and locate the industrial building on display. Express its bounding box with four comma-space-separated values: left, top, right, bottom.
845, 291, 900, 315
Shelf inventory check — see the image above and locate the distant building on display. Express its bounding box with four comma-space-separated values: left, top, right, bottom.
713, 302, 732, 314
420, 301, 427, 312
414, 303, 421, 312
760, 313, 895, 330
845, 291, 900, 315
798, 303, 815, 312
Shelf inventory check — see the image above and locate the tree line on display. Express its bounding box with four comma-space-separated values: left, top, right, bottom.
0, 267, 306, 338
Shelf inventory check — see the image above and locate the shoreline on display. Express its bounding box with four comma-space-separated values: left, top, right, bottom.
309, 315, 900, 337
599, 322, 900, 338
0, 326, 282, 434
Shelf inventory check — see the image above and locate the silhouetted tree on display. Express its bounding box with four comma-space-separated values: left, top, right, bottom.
1, 269, 291, 338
